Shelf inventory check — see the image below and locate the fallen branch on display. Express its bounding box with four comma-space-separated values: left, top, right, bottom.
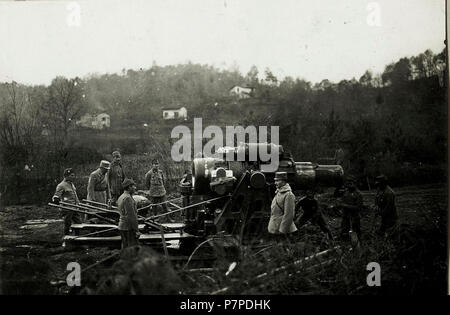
209, 246, 344, 295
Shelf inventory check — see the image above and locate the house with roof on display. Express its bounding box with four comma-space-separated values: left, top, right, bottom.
162, 106, 187, 120
76, 113, 110, 129
229, 85, 255, 99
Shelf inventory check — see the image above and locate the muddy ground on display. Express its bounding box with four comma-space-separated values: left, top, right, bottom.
0, 183, 447, 295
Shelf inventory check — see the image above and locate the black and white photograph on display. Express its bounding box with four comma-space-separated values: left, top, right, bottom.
0, 0, 448, 299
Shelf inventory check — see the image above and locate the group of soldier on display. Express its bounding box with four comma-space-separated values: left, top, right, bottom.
52, 150, 398, 249
268, 171, 398, 244
52, 150, 168, 248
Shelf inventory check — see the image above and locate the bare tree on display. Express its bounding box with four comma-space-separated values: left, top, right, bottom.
43, 76, 86, 144
0, 82, 43, 202
0, 82, 41, 150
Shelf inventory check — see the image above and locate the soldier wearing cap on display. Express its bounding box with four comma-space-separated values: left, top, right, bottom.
52, 168, 82, 235
145, 159, 169, 216
268, 172, 298, 239
108, 151, 126, 206
87, 160, 111, 204
117, 178, 139, 249
374, 174, 398, 234
338, 176, 363, 242
295, 189, 333, 240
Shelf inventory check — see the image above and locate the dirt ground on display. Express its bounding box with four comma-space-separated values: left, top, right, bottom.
0, 183, 447, 295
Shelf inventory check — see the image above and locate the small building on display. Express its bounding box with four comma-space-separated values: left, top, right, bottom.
229, 85, 255, 99
162, 107, 187, 120
76, 113, 110, 129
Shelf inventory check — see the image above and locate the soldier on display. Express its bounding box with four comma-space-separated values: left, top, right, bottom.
145, 159, 169, 216
117, 178, 140, 249
295, 189, 333, 240
52, 168, 82, 235
374, 174, 398, 234
108, 151, 126, 205
180, 168, 192, 205
268, 172, 297, 240
338, 176, 363, 242
87, 160, 111, 204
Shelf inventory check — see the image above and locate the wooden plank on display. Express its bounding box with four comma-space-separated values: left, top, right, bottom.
64, 232, 196, 242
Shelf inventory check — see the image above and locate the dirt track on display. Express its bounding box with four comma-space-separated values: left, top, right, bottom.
0, 183, 447, 294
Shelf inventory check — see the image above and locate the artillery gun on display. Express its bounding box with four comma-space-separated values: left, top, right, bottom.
185, 143, 343, 241
49, 143, 344, 263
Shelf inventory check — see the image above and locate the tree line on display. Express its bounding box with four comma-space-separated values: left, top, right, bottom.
0, 48, 446, 204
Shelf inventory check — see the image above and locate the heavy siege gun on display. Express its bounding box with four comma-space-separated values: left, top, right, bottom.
50, 143, 343, 256
184, 143, 344, 241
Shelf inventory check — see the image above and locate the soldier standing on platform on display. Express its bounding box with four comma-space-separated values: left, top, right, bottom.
108, 151, 126, 206
87, 160, 111, 204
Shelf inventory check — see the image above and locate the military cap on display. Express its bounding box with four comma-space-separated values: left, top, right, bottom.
274, 172, 288, 181
122, 178, 136, 190
99, 160, 111, 170
64, 168, 74, 177
112, 151, 121, 157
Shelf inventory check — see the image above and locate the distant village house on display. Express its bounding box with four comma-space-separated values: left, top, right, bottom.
76, 113, 110, 129
162, 106, 187, 120
229, 85, 255, 99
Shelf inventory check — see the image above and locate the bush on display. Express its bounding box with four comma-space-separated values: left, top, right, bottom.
84, 246, 185, 295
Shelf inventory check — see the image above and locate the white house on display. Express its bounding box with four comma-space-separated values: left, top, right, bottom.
229, 85, 255, 99
76, 113, 110, 129
162, 107, 187, 120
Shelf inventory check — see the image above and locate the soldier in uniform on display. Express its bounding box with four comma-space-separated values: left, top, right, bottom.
268, 172, 298, 241
180, 169, 192, 205
374, 174, 398, 234
338, 176, 363, 242
145, 159, 169, 216
52, 168, 82, 235
108, 151, 126, 206
117, 178, 139, 249
295, 189, 333, 239
87, 160, 111, 204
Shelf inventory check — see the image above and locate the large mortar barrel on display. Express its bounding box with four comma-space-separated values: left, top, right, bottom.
293, 162, 344, 189
192, 158, 344, 194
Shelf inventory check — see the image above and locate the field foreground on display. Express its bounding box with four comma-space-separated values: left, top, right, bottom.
0, 184, 447, 295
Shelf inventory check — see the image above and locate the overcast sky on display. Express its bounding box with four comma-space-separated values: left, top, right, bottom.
0, 0, 446, 85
